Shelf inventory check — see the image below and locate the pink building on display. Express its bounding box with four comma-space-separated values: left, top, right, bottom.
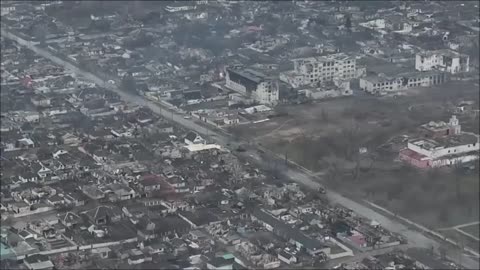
399, 116, 479, 168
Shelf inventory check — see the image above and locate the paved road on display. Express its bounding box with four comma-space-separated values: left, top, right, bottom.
3, 28, 478, 269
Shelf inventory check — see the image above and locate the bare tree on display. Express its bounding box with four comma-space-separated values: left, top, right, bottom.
323, 156, 342, 186
452, 160, 464, 201
340, 119, 361, 161
33, 24, 48, 45
229, 157, 244, 185
321, 108, 329, 123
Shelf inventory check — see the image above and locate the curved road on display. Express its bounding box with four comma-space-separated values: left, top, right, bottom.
2, 28, 478, 269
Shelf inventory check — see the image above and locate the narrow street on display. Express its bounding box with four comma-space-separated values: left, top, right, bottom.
2, 27, 478, 269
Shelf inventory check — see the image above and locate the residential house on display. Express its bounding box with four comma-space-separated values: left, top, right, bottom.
251, 208, 331, 257
31, 162, 52, 179
184, 132, 206, 145
105, 183, 136, 201
206, 257, 234, 270
30, 96, 51, 108
18, 170, 38, 183
9, 201, 31, 214
83, 205, 123, 225
139, 175, 163, 194
58, 212, 82, 228
82, 185, 105, 200
46, 194, 65, 206
61, 133, 81, 146
278, 250, 297, 265
23, 254, 54, 270
64, 192, 86, 207
16, 138, 35, 149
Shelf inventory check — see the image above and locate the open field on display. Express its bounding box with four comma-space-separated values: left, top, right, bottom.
441, 228, 480, 253
459, 223, 480, 240
229, 80, 480, 250
232, 80, 479, 172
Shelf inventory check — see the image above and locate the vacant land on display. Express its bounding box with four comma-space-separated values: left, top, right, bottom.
442, 228, 480, 253
460, 223, 480, 240
229, 80, 480, 247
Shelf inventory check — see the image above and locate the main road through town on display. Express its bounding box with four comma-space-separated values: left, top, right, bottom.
2, 28, 478, 269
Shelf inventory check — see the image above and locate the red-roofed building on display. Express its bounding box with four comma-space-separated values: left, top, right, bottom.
399, 148, 430, 168
399, 115, 479, 168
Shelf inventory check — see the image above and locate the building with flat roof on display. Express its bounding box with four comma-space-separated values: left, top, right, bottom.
359, 70, 448, 95
225, 66, 279, 105
280, 53, 359, 88
399, 116, 479, 168
251, 208, 331, 257
415, 49, 470, 74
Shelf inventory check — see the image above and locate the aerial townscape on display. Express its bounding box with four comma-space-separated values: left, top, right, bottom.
0, 1, 479, 269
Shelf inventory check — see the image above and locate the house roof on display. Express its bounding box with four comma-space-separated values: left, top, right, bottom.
185, 131, 199, 142
24, 254, 50, 264
47, 194, 63, 202
141, 175, 165, 186
59, 212, 81, 225
84, 205, 114, 221
208, 257, 234, 267
252, 208, 328, 252
179, 208, 219, 227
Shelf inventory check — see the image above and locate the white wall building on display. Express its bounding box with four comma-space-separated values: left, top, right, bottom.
225, 67, 279, 105
359, 71, 448, 95
280, 53, 359, 88
415, 49, 470, 74
400, 116, 479, 168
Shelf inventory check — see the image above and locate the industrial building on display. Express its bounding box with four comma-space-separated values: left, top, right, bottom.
359, 70, 448, 95
224, 66, 279, 106
280, 53, 360, 88
415, 49, 470, 74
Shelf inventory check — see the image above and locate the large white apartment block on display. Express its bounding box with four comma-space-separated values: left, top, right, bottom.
280, 53, 358, 88
415, 49, 470, 74
225, 67, 279, 106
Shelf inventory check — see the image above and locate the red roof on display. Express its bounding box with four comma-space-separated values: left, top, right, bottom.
399, 148, 428, 161
141, 174, 166, 186
350, 234, 366, 246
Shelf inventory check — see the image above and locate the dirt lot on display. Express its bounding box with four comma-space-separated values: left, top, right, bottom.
460, 223, 480, 240
229, 80, 480, 246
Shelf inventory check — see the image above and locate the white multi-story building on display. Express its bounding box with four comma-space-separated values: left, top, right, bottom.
400, 116, 479, 168
415, 49, 470, 74
225, 67, 279, 105
280, 53, 359, 88
359, 71, 448, 95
